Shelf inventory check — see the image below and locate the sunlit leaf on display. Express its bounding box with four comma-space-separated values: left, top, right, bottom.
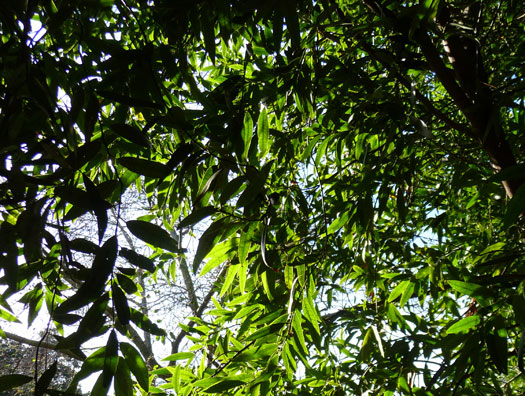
103, 330, 119, 386
447, 315, 481, 334
257, 107, 269, 159
241, 112, 253, 160
120, 342, 149, 392
162, 352, 194, 362
114, 358, 133, 396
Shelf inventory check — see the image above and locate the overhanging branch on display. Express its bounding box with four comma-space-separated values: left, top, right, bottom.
2, 331, 84, 361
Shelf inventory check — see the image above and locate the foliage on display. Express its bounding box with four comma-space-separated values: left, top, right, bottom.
1, 0, 525, 395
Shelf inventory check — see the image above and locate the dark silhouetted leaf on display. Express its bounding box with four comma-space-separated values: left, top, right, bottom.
179, 206, 216, 229
52, 313, 82, 325
129, 308, 166, 337
112, 283, 130, 325
486, 332, 508, 374
126, 220, 180, 253
69, 238, 99, 254
67, 347, 106, 393
0, 375, 33, 392
110, 123, 151, 149
98, 90, 163, 109
503, 184, 525, 228
118, 157, 169, 179
35, 361, 57, 396
55, 237, 117, 314
116, 273, 138, 294
119, 248, 155, 272
83, 175, 108, 244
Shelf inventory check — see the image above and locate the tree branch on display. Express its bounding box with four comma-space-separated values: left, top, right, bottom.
170, 265, 228, 357
361, 0, 523, 198
2, 331, 84, 361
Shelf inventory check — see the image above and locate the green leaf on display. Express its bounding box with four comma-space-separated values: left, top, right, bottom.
448, 280, 482, 296
447, 315, 481, 334
246, 324, 280, 342
118, 157, 169, 179
192, 218, 228, 273
116, 273, 138, 294
388, 280, 410, 303
220, 176, 246, 204
90, 372, 111, 396
200, 238, 237, 277
126, 220, 180, 253
103, 330, 119, 386
114, 358, 133, 396
292, 311, 308, 356
129, 308, 166, 336
67, 347, 106, 392
302, 290, 320, 335
238, 223, 254, 265
241, 112, 253, 160
0, 375, 33, 392
236, 161, 273, 208
203, 375, 251, 393
360, 327, 374, 362
257, 107, 269, 158
162, 352, 194, 362
195, 169, 225, 203
399, 281, 415, 308
120, 342, 149, 392
261, 270, 274, 301
220, 264, 239, 297
0, 307, 20, 323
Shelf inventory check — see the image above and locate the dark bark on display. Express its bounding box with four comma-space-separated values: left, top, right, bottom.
363, 1, 523, 198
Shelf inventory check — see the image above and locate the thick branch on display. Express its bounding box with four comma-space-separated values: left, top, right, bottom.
3, 331, 84, 361
414, 23, 523, 197
170, 265, 228, 357
358, 40, 467, 134
125, 324, 161, 369
361, 0, 523, 198
179, 257, 199, 314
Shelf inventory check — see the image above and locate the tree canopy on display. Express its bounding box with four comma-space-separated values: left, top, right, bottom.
1, 0, 525, 394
